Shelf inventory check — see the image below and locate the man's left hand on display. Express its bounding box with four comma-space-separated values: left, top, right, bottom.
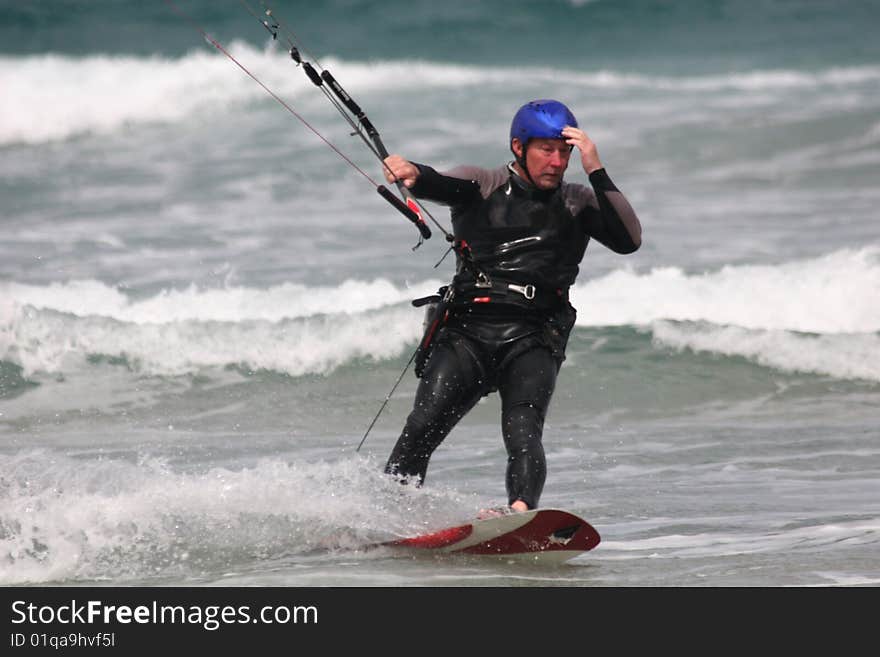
562, 126, 603, 174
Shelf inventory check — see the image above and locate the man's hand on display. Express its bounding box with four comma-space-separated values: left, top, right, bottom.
383, 155, 420, 188
562, 126, 603, 174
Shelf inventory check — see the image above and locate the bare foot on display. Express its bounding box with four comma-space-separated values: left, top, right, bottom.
477, 500, 529, 519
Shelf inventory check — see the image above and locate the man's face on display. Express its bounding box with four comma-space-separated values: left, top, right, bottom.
514, 137, 571, 189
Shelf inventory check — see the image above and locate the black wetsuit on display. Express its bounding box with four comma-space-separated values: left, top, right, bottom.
384, 162, 641, 509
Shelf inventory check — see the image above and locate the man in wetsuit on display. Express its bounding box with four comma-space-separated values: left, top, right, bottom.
381, 99, 642, 514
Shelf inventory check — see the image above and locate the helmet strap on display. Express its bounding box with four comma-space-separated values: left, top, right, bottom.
511, 138, 538, 188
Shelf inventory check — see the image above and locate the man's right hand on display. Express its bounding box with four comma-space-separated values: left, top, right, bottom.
383, 155, 420, 188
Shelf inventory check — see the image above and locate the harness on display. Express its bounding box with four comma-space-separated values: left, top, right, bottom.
412, 264, 570, 378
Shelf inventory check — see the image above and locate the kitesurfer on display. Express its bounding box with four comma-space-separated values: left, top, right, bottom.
381, 99, 642, 514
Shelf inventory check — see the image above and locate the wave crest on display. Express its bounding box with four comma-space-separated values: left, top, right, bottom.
4, 45, 879, 145
2, 247, 878, 380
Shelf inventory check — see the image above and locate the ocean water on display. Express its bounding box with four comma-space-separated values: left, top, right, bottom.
1, 0, 878, 587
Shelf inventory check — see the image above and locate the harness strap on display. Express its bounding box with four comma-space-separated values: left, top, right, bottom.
453, 278, 568, 310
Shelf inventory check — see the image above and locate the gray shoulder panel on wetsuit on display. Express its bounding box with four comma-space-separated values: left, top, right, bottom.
440, 165, 509, 199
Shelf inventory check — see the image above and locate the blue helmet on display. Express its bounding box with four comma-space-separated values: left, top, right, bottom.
509, 99, 577, 146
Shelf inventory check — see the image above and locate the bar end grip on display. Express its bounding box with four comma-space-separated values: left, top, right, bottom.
376, 185, 431, 239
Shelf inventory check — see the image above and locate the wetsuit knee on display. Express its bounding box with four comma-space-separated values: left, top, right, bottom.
384, 340, 485, 485
503, 401, 547, 434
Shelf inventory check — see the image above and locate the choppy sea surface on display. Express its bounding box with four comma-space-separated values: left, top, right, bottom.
1, 0, 878, 586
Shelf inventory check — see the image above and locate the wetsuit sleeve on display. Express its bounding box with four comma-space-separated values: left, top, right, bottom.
408, 163, 482, 206
576, 168, 642, 254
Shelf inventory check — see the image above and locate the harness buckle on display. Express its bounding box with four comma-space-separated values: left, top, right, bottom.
508, 283, 536, 300
475, 272, 493, 289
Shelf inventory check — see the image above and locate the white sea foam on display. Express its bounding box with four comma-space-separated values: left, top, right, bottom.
2, 278, 443, 323
651, 322, 880, 381
1, 277, 438, 376
573, 246, 880, 381
2, 248, 877, 380
572, 246, 880, 334
0, 450, 469, 584
0, 302, 423, 378
3, 44, 879, 145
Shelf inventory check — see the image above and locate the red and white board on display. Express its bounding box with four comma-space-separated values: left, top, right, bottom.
383, 508, 600, 564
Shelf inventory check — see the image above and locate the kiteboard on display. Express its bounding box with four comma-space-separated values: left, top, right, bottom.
382, 508, 600, 564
